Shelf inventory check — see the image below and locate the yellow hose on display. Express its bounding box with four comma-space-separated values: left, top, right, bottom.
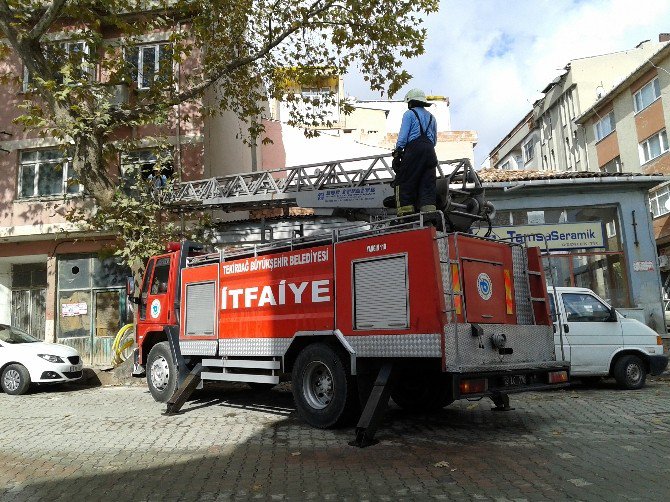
111, 323, 135, 366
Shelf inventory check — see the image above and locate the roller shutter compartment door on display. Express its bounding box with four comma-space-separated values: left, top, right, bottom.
354, 256, 408, 329
185, 282, 216, 337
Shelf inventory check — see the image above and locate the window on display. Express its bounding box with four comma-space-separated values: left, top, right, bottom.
150, 257, 170, 295
121, 149, 173, 190
301, 87, 331, 100
633, 77, 661, 113
523, 140, 534, 162
594, 111, 615, 142
23, 41, 90, 92
18, 149, 80, 198
639, 129, 669, 164
124, 43, 172, 89
562, 293, 612, 322
500, 160, 511, 170
650, 185, 670, 218
600, 156, 622, 174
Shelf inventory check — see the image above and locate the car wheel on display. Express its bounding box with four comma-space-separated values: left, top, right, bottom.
146, 342, 178, 402
613, 355, 646, 390
292, 343, 358, 428
1, 364, 31, 395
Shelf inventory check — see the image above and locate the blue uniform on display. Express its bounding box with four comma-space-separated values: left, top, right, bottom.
396, 107, 437, 149
394, 106, 438, 216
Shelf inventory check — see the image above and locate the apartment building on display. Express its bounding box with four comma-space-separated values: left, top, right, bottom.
490, 40, 666, 172
574, 41, 670, 293
0, 13, 259, 364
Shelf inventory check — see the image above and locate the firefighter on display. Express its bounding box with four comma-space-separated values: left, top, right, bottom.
393, 88, 438, 217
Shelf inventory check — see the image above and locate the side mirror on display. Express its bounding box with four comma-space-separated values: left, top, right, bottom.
607, 307, 618, 322
126, 277, 135, 297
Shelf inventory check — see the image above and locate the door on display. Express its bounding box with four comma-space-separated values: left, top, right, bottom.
91, 289, 126, 365
549, 292, 570, 362
559, 291, 622, 375
143, 255, 173, 325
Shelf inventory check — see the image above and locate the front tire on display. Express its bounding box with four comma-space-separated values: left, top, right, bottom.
146, 342, 178, 402
1, 364, 31, 395
613, 355, 646, 390
291, 343, 358, 428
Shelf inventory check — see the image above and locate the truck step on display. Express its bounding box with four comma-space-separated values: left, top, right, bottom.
200, 372, 280, 384
202, 359, 281, 370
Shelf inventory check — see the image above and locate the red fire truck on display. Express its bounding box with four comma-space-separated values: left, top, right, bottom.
130, 157, 569, 444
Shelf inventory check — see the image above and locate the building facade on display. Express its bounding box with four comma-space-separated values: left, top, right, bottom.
574, 42, 670, 295
479, 170, 668, 337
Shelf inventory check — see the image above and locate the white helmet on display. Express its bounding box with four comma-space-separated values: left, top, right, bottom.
404, 88, 432, 106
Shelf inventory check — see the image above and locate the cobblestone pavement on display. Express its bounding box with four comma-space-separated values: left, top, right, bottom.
1, 378, 670, 502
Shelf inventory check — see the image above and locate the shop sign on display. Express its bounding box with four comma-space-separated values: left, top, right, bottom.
483, 222, 605, 250
61, 302, 88, 317
632, 261, 655, 272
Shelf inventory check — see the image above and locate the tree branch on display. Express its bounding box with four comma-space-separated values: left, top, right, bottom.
27, 0, 68, 41
0, 0, 19, 45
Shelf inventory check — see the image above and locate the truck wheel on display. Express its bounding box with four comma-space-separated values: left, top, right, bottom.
391, 373, 451, 411
1, 364, 31, 395
291, 343, 358, 428
613, 355, 646, 390
146, 342, 178, 402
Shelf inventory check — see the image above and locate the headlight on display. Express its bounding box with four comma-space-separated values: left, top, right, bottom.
38, 354, 64, 364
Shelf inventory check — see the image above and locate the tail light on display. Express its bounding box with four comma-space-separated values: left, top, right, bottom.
504, 269, 514, 315
451, 263, 462, 315
460, 378, 487, 395
548, 371, 568, 384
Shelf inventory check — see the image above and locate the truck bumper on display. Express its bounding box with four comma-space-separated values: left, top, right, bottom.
451, 363, 570, 400
649, 355, 669, 376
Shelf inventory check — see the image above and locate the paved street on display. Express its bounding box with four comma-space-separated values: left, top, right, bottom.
1, 378, 670, 501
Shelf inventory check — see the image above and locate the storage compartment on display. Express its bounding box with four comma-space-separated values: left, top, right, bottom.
353, 255, 409, 330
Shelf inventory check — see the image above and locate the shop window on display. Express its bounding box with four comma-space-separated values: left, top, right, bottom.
18, 149, 80, 199
124, 43, 173, 90
633, 77, 661, 113
639, 130, 669, 164
11, 264, 47, 340
594, 111, 615, 142
650, 184, 670, 218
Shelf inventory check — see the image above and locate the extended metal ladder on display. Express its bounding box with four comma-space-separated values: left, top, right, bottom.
162, 155, 476, 212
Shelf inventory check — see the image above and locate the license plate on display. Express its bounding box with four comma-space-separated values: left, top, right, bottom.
503, 374, 527, 387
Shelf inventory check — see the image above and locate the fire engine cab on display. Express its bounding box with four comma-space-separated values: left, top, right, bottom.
129, 156, 569, 443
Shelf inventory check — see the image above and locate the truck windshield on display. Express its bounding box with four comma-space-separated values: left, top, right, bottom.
0, 325, 39, 344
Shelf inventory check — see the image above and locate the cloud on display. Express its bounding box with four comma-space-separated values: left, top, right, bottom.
344, 0, 670, 166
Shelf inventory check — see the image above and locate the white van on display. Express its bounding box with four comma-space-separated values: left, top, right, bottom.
548, 287, 667, 389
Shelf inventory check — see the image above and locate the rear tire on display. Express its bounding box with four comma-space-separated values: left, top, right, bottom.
146, 342, 178, 402
391, 372, 452, 411
291, 343, 358, 428
613, 355, 646, 390
1, 364, 31, 395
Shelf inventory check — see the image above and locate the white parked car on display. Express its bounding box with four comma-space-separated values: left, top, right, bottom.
548, 287, 667, 389
0, 324, 83, 395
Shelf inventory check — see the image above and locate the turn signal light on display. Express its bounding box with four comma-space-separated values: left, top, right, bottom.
460, 378, 487, 395
657, 335, 663, 346
548, 371, 568, 384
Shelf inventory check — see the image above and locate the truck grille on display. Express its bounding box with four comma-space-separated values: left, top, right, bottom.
67, 356, 80, 365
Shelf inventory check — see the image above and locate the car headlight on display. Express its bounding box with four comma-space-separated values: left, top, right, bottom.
38, 354, 64, 364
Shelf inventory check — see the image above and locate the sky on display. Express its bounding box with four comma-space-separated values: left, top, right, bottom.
344, 0, 670, 167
